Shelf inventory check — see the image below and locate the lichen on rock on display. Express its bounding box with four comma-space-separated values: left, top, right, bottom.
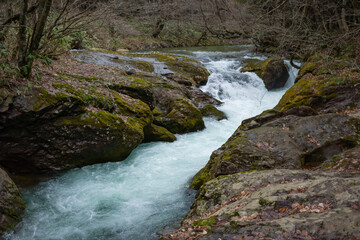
162, 170, 360, 240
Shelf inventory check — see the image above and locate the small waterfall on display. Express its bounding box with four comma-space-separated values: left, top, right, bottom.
5, 46, 297, 240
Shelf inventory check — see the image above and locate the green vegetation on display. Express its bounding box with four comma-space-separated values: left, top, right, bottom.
192, 216, 217, 227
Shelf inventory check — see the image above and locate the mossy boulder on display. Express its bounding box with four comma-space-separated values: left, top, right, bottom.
161, 73, 196, 87
241, 56, 289, 90
190, 113, 360, 189
108, 75, 157, 109
73, 50, 224, 127
0, 87, 152, 173
275, 54, 360, 112
126, 52, 210, 86
184, 85, 226, 120
108, 72, 224, 133
0, 168, 25, 234
154, 98, 205, 134
85, 50, 210, 87
164, 58, 210, 87
200, 104, 227, 120
240, 58, 263, 72
162, 170, 360, 240
143, 123, 176, 143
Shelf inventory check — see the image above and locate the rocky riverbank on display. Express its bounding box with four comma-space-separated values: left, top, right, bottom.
0, 50, 226, 233
161, 50, 360, 239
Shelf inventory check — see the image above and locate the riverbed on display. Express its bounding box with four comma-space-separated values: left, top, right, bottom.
5, 46, 298, 240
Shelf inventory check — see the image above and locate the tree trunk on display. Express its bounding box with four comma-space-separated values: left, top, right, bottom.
18, 0, 29, 77
334, 8, 344, 33
24, 0, 52, 77
29, 0, 52, 53
341, 0, 349, 33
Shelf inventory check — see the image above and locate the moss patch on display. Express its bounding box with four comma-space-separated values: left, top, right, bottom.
192, 216, 217, 227
61, 110, 126, 129
200, 104, 227, 120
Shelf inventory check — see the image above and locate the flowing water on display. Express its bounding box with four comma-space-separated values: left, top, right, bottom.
5, 46, 298, 240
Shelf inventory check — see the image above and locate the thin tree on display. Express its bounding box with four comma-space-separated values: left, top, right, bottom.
17, 0, 53, 77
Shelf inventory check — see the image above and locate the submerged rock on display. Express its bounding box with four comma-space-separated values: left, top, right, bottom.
241, 56, 289, 90
161, 170, 360, 240
0, 168, 25, 234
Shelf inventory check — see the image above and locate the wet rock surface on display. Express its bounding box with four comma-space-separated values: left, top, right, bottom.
0, 168, 25, 234
241, 56, 289, 90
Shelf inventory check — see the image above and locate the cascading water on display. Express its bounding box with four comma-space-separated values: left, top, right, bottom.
5, 46, 298, 240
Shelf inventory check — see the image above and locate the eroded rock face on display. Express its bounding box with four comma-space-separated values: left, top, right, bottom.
190, 113, 360, 189
0, 88, 151, 173
0, 168, 25, 234
161, 170, 360, 240
317, 146, 360, 173
241, 56, 289, 90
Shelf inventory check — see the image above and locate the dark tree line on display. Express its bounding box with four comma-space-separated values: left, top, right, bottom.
201, 0, 360, 55
1, 0, 105, 77
1, 0, 358, 78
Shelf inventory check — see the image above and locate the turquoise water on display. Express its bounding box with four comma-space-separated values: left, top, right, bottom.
5, 46, 297, 240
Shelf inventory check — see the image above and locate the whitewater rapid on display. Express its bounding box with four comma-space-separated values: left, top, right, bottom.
5, 46, 298, 240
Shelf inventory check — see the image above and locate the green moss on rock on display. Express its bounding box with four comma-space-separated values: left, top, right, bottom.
61, 110, 126, 129
154, 97, 205, 134
143, 123, 177, 143
53, 83, 114, 111
240, 58, 262, 73
152, 52, 210, 86
192, 216, 217, 227
200, 104, 227, 120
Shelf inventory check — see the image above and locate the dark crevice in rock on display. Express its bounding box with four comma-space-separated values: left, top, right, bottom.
302, 138, 358, 169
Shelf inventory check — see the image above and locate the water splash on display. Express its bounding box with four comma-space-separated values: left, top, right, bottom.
5, 46, 297, 240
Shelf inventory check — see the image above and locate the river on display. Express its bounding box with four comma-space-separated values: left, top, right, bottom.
5, 46, 298, 240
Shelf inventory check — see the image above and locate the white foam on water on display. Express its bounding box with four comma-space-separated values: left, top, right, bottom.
5, 47, 297, 240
